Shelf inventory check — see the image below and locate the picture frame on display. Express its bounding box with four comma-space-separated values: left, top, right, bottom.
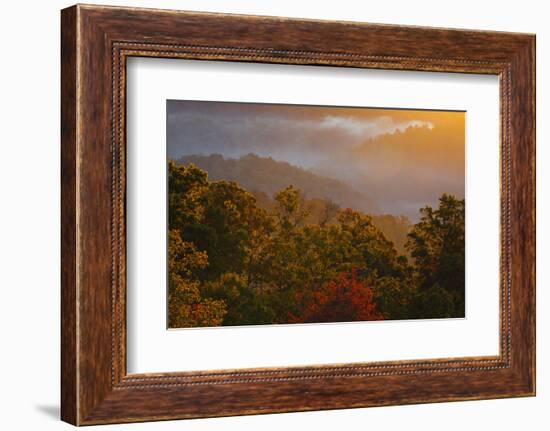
61, 4, 535, 425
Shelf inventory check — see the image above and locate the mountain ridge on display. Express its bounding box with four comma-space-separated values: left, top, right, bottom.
175, 153, 379, 214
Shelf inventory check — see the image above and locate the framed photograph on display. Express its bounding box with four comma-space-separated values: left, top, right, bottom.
61, 4, 535, 425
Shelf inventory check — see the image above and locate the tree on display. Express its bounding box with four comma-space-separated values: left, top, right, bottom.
371, 276, 416, 320
202, 272, 275, 325
167, 229, 227, 328
168, 161, 209, 229
168, 161, 274, 281
338, 208, 408, 279
167, 160, 465, 327
406, 194, 465, 317
289, 269, 384, 323
273, 185, 309, 229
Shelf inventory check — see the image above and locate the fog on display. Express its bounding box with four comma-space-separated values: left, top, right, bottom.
167, 100, 465, 220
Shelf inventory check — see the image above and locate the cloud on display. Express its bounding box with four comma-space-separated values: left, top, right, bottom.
166, 100, 464, 219
167, 103, 436, 168
319, 115, 434, 138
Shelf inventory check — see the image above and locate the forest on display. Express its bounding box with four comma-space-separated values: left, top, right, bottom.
177, 153, 411, 253
168, 160, 465, 328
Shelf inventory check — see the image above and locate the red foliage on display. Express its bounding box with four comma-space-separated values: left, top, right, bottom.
289, 269, 384, 323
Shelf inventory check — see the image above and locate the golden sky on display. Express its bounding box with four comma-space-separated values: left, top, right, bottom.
167, 100, 465, 218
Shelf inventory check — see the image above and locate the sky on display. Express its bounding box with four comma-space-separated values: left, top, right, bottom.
167, 100, 465, 220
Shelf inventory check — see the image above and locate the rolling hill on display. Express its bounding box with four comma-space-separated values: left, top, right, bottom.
175, 153, 379, 214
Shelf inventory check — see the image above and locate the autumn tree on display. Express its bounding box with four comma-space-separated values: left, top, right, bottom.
167, 229, 227, 328
289, 269, 384, 323
273, 185, 309, 230
167, 161, 465, 327
168, 160, 208, 229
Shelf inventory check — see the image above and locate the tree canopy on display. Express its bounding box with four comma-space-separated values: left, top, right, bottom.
168, 161, 465, 327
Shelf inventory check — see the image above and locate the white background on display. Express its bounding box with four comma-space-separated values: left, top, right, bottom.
0, 0, 547, 430
127, 59, 500, 373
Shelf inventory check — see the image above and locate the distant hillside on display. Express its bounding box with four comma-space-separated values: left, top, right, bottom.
175, 153, 378, 214
370, 214, 411, 256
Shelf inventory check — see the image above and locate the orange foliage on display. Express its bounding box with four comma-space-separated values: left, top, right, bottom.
289, 269, 384, 323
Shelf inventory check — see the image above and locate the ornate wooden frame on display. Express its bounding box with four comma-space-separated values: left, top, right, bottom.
61, 4, 535, 425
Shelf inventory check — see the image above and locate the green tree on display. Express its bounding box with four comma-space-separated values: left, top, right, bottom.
168, 162, 274, 282
406, 194, 465, 317
338, 208, 407, 279
371, 276, 416, 320
167, 160, 465, 327
203, 273, 275, 325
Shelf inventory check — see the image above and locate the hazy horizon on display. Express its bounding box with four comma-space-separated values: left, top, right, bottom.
167, 100, 465, 220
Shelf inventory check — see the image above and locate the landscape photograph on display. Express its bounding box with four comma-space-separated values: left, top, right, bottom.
166, 100, 465, 328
